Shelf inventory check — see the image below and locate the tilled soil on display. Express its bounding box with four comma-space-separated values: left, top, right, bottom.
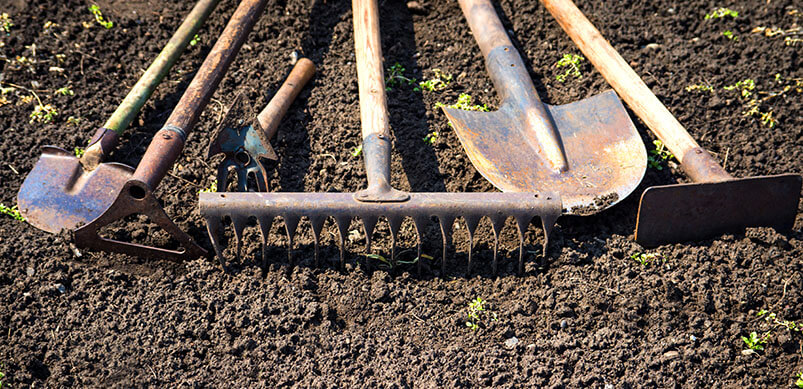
1, 0, 802, 387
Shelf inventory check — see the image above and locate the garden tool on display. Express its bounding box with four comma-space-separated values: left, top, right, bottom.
540, 0, 802, 246
442, 0, 646, 216
72, 0, 269, 261
208, 57, 316, 192
200, 0, 562, 275
17, 0, 220, 234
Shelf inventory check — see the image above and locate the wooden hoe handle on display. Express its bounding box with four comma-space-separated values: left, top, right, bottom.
540, 0, 702, 164
256, 57, 316, 140
353, 0, 390, 141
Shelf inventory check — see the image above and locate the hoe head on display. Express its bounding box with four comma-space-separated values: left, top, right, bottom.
635, 174, 802, 247
17, 145, 133, 233
443, 89, 646, 215
208, 95, 277, 192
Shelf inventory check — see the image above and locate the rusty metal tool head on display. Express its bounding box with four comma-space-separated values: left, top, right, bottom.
201, 0, 563, 276
539, 0, 801, 246
208, 57, 316, 192
442, 0, 646, 216
17, 0, 220, 234
72, 0, 269, 261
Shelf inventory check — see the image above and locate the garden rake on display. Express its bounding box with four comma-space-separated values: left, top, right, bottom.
200, 0, 562, 275
208, 57, 316, 192
540, 0, 801, 246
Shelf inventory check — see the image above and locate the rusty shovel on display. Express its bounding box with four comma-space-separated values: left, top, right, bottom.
17, 0, 220, 234
443, 0, 646, 216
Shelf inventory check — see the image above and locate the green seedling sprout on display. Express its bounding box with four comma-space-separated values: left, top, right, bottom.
722, 30, 738, 41
29, 103, 58, 123
418, 69, 453, 92
66, 116, 81, 126
757, 309, 802, 333
630, 252, 665, 266
190, 34, 200, 46
741, 331, 771, 351
385, 63, 417, 91
55, 86, 74, 96
795, 372, 803, 389
1, 12, 13, 34
351, 144, 363, 157
724, 79, 755, 99
435, 93, 489, 112
466, 297, 498, 331
0, 203, 25, 221
74, 147, 85, 158
199, 180, 217, 194
647, 140, 675, 170
685, 83, 714, 93
554, 53, 584, 82
705, 7, 738, 19
423, 131, 438, 145
89, 5, 113, 29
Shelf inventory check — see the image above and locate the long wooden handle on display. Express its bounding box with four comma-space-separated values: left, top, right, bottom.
540, 0, 700, 162
256, 57, 316, 140
458, 0, 514, 57
352, 0, 390, 141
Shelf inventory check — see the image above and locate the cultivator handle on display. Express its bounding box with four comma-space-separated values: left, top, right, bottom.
256, 58, 316, 141
132, 0, 268, 190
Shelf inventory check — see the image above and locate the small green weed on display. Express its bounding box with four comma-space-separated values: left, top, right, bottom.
757, 309, 801, 333
351, 144, 363, 157
0, 365, 4, 389
722, 30, 738, 41
724, 79, 755, 99
30, 104, 58, 123
647, 140, 674, 170
190, 34, 200, 46
741, 331, 771, 351
89, 4, 113, 29
705, 7, 738, 19
418, 69, 453, 92
1, 12, 13, 34
55, 86, 74, 96
435, 93, 489, 112
66, 116, 81, 126
199, 180, 217, 194
0, 203, 25, 221
555, 54, 584, 82
423, 131, 438, 145
466, 297, 498, 331
74, 147, 85, 157
795, 372, 803, 389
630, 252, 665, 266
385, 63, 416, 91
685, 83, 714, 93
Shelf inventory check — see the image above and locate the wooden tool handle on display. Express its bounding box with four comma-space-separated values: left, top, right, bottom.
256, 57, 316, 140
353, 0, 390, 141
458, 0, 514, 57
540, 0, 700, 162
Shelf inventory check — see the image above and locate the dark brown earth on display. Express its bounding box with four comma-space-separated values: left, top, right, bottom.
1, 0, 802, 387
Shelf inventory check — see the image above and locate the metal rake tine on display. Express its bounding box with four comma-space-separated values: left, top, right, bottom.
362, 215, 377, 269
489, 214, 506, 275
257, 215, 274, 269
334, 216, 350, 269
309, 215, 326, 267
283, 214, 300, 264
514, 214, 532, 275
439, 215, 455, 274
413, 216, 428, 276
388, 216, 403, 266
205, 216, 227, 268
464, 214, 481, 274
231, 214, 248, 261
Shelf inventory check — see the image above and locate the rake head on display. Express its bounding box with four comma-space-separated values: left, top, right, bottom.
200, 191, 561, 274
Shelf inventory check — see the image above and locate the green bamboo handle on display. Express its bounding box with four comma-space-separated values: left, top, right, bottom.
102, 0, 219, 133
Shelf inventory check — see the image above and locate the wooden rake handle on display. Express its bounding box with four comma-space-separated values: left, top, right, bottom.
256, 58, 316, 140
540, 0, 703, 164
352, 0, 390, 141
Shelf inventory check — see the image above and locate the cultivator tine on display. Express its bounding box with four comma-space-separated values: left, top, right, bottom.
489, 214, 506, 275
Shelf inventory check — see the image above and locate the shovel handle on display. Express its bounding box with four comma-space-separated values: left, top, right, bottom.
132, 0, 268, 189
540, 0, 725, 176
458, 0, 515, 58
256, 58, 316, 141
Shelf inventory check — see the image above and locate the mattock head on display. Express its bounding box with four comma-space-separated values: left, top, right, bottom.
208, 94, 277, 192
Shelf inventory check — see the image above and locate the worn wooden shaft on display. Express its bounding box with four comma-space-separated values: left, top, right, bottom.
256, 58, 316, 139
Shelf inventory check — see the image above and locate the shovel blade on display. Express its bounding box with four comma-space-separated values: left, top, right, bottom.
17, 146, 134, 233
635, 174, 802, 247
444, 90, 646, 215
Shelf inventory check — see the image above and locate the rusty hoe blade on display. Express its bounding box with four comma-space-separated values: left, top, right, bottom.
539, 0, 801, 246
444, 0, 646, 216
17, 0, 220, 234
199, 0, 564, 275
208, 58, 316, 192
73, 0, 269, 261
